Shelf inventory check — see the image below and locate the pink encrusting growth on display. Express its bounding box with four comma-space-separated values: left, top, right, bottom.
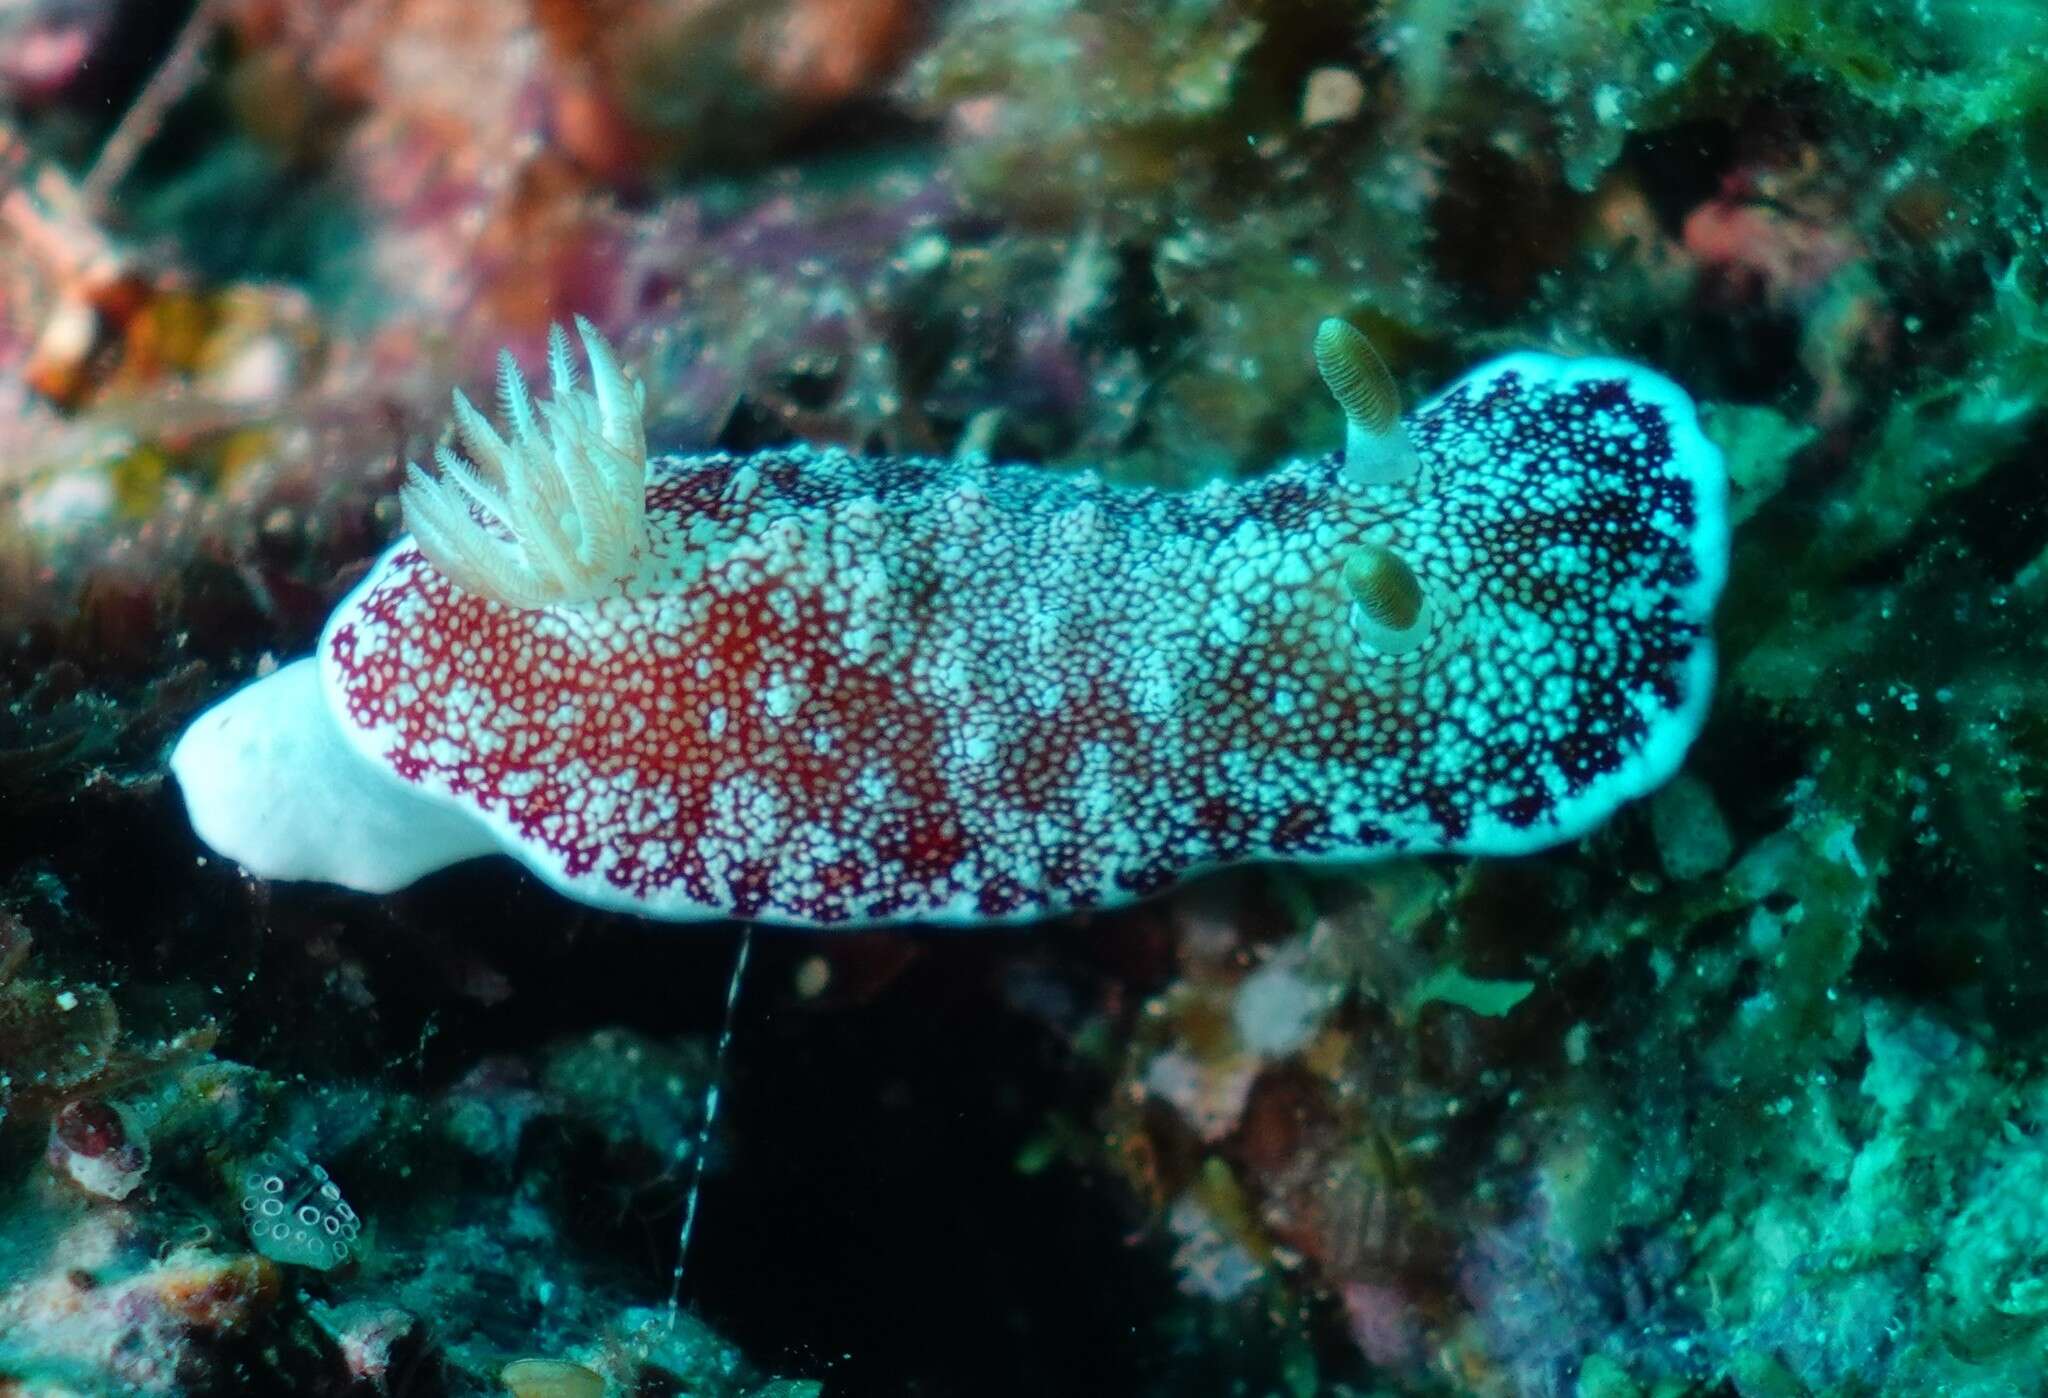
296, 325, 1728, 926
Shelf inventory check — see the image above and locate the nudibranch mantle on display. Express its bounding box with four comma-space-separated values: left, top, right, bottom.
173, 329, 1726, 928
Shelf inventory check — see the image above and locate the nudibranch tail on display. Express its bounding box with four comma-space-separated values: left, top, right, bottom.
399, 317, 649, 609
1315, 317, 1420, 486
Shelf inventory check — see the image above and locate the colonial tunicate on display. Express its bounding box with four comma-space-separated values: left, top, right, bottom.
239, 1142, 361, 1270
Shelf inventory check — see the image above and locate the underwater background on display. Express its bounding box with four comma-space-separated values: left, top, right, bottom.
2, 0, 2046, 1393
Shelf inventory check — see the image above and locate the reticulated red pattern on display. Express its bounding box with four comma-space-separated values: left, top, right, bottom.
325, 360, 1720, 925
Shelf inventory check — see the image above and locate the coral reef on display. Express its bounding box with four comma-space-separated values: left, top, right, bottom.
0, 926, 811, 1394
4, 0, 2048, 1392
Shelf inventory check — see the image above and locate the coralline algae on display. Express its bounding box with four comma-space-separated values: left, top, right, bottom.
172, 321, 1726, 926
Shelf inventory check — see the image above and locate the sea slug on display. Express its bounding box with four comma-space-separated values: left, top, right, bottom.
172, 317, 1728, 926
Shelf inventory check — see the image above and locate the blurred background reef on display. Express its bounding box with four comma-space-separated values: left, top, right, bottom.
2, 0, 2048, 1394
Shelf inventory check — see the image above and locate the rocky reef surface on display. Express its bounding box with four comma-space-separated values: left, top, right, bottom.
3, 0, 2047, 1393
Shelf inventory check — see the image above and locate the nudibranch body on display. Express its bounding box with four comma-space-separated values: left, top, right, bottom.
173, 320, 1727, 927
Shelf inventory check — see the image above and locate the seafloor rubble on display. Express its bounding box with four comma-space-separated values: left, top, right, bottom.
2, 0, 2046, 1394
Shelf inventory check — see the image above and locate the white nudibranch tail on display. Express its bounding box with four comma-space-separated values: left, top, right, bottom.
1315, 316, 1421, 486
399, 316, 650, 609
